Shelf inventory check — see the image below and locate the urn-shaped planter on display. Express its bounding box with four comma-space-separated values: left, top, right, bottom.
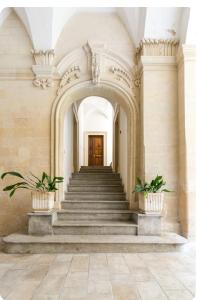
139, 192, 164, 215
31, 191, 55, 212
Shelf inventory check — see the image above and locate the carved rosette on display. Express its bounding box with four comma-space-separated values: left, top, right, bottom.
31, 49, 55, 89
57, 66, 81, 95
135, 39, 179, 62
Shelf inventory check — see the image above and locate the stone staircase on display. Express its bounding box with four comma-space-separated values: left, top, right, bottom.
2, 166, 187, 253
53, 166, 138, 235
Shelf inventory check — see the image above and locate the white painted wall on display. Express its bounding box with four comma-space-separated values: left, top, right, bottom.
78, 103, 84, 167
78, 96, 113, 166
118, 107, 128, 194
64, 106, 74, 187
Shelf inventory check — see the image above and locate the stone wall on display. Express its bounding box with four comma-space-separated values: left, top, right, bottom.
0, 11, 195, 238
0, 11, 134, 235
0, 12, 56, 235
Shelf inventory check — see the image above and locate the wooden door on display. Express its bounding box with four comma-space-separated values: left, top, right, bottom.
88, 135, 104, 166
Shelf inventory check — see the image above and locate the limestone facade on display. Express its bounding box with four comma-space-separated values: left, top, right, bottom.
0, 11, 195, 238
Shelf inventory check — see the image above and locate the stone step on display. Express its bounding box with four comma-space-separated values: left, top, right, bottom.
65, 192, 126, 201
72, 173, 120, 179
80, 166, 112, 169
57, 209, 133, 221
53, 220, 137, 235
80, 169, 113, 173
3, 233, 187, 254
61, 200, 129, 210
67, 185, 123, 192
80, 166, 113, 173
69, 179, 122, 185
79, 169, 113, 175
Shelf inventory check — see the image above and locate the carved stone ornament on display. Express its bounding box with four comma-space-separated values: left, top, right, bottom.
33, 77, 53, 89
110, 66, 132, 89
92, 53, 100, 84
83, 41, 105, 85
31, 49, 55, 89
135, 39, 179, 62
132, 65, 141, 88
31, 49, 55, 65
57, 66, 80, 95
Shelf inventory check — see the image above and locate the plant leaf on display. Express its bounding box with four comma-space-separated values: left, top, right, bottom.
9, 186, 29, 197
136, 177, 142, 185
54, 177, 64, 180
1, 171, 24, 180
9, 189, 16, 197
41, 172, 46, 183
3, 182, 28, 191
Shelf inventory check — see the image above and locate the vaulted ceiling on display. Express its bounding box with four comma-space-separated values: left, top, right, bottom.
0, 7, 193, 50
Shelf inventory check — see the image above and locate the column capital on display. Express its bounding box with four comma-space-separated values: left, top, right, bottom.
31, 49, 56, 89
135, 39, 179, 63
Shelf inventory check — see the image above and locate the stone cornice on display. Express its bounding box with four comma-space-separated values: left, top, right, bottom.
135, 39, 179, 62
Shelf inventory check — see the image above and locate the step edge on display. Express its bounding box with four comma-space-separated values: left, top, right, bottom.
3, 233, 187, 245
62, 200, 129, 203
53, 223, 138, 227
57, 210, 134, 214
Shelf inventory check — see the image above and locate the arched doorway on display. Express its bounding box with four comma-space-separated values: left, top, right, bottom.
78, 96, 114, 167
51, 81, 138, 209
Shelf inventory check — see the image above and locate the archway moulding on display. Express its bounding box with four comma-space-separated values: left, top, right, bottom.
51, 46, 139, 209
56, 42, 138, 97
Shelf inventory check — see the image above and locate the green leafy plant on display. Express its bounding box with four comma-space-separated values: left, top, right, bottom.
133, 175, 171, 198
1, 171, 64, 197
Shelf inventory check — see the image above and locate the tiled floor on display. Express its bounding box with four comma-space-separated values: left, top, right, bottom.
0, 251, 195, 300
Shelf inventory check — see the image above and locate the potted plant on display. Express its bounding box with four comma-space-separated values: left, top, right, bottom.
133, 175, 171, 214
1, 171, 64, 212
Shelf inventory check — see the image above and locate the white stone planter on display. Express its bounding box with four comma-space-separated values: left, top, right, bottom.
31, 191, 55, 212
138, 192, 164, 215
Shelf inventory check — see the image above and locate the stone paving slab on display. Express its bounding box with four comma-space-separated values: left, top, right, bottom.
0, 251, 195, 300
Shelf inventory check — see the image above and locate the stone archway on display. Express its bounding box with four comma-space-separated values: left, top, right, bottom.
51, 43, 139, 209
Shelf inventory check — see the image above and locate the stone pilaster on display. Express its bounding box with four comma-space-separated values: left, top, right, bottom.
137, 39, 180, 233
31, 49, 55, 89
177, 45, 196, 238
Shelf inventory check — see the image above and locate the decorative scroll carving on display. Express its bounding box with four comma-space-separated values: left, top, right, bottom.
110, 66, 132, 89
57, 66, 80, 95
31, 49, 55, 89
33, 78, 52, 89
135, 39, 179, 62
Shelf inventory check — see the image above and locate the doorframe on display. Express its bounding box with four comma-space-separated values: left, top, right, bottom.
112, 104, 120, 172
72, 104, 79, 172
84, 131, 107, 166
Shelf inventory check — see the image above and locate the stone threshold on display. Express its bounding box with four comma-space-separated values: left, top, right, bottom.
2, 232, 187, 254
